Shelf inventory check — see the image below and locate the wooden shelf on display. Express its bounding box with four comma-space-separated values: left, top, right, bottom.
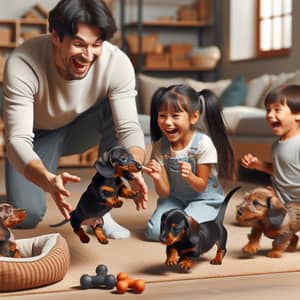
124, 20, 213, 28
143, 65, 215, 72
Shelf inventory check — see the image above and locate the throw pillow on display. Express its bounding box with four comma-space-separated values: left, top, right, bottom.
219, 75, 247, 107
137, 74, 187, 115
186, 78, 232, 97
244, 74, 273, 107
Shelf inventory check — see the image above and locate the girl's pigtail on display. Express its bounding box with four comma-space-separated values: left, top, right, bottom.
150, 87, 167, 142
197, 89, 235, 179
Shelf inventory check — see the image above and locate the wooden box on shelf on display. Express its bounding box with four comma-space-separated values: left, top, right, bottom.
170, 57, 190, 68
167, 43, 193, 58
177, 6, 198, 21
125, 32, 158, 54
195, 0, 213, 22
0, 20, 18, 47
144, 54, 170, 69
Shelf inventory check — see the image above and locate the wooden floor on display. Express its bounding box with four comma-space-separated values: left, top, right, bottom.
1, 160, 299, 300
5, 271, 300, 300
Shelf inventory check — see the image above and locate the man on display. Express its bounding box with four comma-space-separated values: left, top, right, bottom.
2, 0, 147, 238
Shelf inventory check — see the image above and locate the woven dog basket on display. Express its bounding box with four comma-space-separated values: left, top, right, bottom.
0, 233, 70, 292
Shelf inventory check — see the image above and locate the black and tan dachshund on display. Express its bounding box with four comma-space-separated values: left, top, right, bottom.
50, 146, 142, 244
160, 186, 240, 271
0, 203, 27, 258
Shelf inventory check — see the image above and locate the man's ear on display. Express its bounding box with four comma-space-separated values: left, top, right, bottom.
191, 110, 200, 125
51, 30, 60, 47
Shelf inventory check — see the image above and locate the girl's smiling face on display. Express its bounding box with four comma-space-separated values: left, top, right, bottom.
265, 101, 300, 140
157, 105, 199, 150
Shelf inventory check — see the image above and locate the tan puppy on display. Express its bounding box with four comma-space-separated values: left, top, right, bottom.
236, 186, 300, 258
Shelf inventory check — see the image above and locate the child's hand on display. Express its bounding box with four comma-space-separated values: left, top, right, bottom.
178, 161, 192, 179
241, 153, 260, 170
142, 159, 162, 181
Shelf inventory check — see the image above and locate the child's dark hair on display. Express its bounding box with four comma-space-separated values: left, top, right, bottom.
150, 84, 235, 179
48, 0, 117, 41
264, 84, 300, 113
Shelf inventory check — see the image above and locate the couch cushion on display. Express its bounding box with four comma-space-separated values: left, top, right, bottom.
283, 69, 300, 85
186, 78, 232, 97
219, 75, 247, 107
222, 106, 273, 136
137, 74, 187, 115
244, 74, 273, 107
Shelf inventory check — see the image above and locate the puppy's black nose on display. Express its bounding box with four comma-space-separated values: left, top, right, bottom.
237, 208, 244, 216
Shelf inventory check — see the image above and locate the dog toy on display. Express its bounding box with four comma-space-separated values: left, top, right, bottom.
116, 272, 145, 294
50, 146, 142, 244
0, 203, 27, 258
80, 264, 116, 289
160, 186, 240, 271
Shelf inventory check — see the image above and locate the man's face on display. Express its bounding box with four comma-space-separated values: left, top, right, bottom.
52, 23, 103, 80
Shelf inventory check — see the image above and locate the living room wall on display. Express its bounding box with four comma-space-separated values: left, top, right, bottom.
219, 0, 300, 80
0, 0, 299, 81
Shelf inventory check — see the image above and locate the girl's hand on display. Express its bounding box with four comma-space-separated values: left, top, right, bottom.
178, 161, 193, 179
128, 171, 148, 210
142, 159, 162, 181
241, 153, 260, 170
47, 172, 81, 220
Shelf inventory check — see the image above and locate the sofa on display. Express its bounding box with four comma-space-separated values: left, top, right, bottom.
137, 70, 300, 163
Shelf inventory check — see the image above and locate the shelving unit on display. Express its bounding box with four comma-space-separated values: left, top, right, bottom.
119, 0, 221, 80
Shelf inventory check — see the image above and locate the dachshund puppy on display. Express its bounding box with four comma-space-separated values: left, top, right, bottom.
160, 187, 240, 271
0, 203, 27, 258
51, 146, 142, 244
236, 186, 300, 258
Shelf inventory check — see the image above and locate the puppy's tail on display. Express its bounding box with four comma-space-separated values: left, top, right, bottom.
216, 186, 241, 223
49, 219, 69, 227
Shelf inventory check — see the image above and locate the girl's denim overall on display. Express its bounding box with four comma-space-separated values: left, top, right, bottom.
145, 131, 224, 241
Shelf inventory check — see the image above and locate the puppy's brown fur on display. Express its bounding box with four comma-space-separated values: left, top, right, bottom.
236, 186, 300, 258
0, 203, 27, 258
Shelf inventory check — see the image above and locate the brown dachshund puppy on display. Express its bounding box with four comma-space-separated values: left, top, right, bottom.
160, 187, 240, 271
0, 203, 27, 258
50, 146, 142, 244
236, 186, 300, 258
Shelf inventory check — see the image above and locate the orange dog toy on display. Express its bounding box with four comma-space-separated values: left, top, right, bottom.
116, 272, 145, 294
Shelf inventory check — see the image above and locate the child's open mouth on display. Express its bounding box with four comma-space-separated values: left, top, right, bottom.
270, 121, 281, 129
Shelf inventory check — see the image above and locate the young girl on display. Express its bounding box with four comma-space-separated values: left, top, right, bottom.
241, 84, 300, 205
143, 84, 235, 241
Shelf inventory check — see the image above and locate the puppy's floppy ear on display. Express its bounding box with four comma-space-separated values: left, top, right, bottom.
267, 196, 287, 226
94, 151, 115, 177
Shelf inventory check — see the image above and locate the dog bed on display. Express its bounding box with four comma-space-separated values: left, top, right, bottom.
0, 233, 70, 292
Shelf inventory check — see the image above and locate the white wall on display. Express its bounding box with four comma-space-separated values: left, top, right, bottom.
0, 0, 59, 19
230, 0, 256, 61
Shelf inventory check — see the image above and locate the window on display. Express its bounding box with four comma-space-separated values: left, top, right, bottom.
257, 0, 292, 57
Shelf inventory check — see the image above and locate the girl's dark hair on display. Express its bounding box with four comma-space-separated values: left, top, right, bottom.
150, 84, 235, 179
264, 84, 300, 113
48, 0, 117, 41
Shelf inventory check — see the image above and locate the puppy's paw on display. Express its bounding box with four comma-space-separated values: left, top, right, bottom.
210, 257, 222, 265
267, 250, 282, 258
242, 243, 258, 255
165, 257, 178, 266
178, 258, 193, 271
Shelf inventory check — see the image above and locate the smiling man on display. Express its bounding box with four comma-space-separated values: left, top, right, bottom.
2, 0, 147, 236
